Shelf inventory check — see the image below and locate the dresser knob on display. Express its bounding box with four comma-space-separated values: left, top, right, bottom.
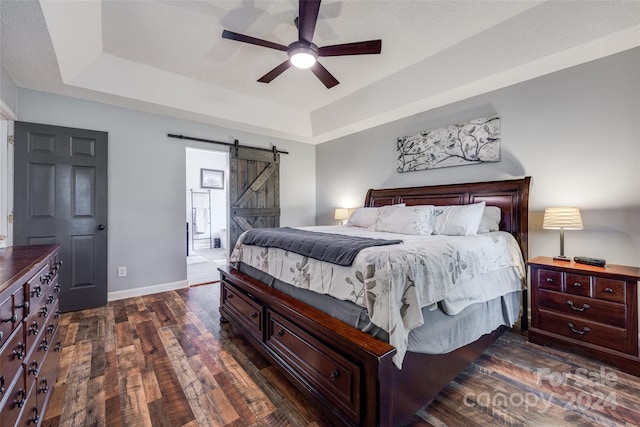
567, 323, 590, 335
546, 278, 553, 283
329, 369, 340, 382
250, 312, 258, 319
277, 329, 285, 337
39, 378, 49, 394
605, 287, 613, 294
573, 282, 582, 288
12, 342, 25, 360
28, 360, 39, 376
567, 301, 590, 312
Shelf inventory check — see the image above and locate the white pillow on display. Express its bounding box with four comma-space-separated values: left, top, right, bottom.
375, 205, 434, 235
432, 202, 486, 236
478, 206, 502, 233
346, 207, 380, 228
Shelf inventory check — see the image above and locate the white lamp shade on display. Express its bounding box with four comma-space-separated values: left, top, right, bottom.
334, 208, 349, 221
543, 207, 583, 230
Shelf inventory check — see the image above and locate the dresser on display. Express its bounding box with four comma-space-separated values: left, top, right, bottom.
0, 244, 62, 426
528, 256, 640, 376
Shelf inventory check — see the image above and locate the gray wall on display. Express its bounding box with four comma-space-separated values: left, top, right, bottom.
16, 89, 316, 295
316, 48, 640, 266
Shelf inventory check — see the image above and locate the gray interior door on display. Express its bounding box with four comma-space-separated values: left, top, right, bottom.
13, 121, 108, 312
229, 146, 280, 251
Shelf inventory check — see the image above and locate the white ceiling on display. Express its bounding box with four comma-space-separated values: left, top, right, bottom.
1, 1, 639, 144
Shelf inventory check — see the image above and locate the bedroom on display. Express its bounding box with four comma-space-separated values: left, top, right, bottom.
0, 1, 639, 426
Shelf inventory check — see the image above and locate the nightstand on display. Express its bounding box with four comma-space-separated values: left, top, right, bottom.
527, 256, 640, 376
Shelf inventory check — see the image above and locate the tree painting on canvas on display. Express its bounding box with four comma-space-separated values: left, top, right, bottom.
397, 115, 500, 172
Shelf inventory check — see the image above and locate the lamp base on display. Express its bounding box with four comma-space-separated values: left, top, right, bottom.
553, 255, 571, 262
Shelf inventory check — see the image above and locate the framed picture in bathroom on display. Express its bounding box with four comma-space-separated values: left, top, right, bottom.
201, 169, 224, 189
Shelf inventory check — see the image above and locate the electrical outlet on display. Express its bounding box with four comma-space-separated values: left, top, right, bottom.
117, 266, 127, 277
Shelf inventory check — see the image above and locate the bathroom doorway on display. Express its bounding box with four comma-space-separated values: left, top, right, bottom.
185, 148, 229, 285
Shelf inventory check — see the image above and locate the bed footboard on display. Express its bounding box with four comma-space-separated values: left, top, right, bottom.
219, 266, 507, 426
219, 266, 396, 427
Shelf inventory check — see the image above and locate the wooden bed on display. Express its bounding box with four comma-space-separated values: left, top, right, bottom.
219, 177, 531, 426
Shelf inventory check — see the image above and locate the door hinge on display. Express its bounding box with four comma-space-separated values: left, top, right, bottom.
8, 213, 14, 224
8, 135, 14, 144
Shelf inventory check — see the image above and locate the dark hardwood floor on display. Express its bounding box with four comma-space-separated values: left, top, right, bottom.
42, 283, 640, 427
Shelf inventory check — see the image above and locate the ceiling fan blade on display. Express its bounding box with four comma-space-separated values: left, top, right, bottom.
318, 39, 382, 57
310, 62, 339, 88
222, 29, 288, 51
257, 60, 293, 83
298, 0, 321, 43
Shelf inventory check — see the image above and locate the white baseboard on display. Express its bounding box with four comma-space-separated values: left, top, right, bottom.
108, 279, 189, 302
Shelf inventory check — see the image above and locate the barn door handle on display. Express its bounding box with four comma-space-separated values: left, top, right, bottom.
97, 224, 106, 230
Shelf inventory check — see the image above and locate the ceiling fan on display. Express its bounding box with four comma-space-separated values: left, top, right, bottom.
221, 0, 382, 89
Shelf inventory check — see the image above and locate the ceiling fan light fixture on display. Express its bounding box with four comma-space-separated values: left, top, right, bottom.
288, 44, 318, 69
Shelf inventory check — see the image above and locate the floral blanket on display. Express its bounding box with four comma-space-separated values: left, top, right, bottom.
230, 226, 525, 368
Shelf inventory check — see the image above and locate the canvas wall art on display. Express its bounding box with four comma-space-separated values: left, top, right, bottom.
397, 115, 500, 172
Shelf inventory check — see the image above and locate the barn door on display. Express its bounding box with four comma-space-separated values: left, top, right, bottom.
229, 146, 280, 250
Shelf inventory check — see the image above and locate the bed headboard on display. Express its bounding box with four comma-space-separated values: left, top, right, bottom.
364, 177, 531, 261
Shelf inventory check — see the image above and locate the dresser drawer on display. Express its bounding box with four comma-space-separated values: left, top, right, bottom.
594, 277, 626, 303
221, 282, 263, 340
564, 273, 592, 297
538, 290, 625, 328
37, 327, 61, 408
537, 269, 562, 291
266, 310, 360, 423
0, 295, 15, 348
0, 323, 26, 389
538, 310, 629, 354
0, 366, 26, 427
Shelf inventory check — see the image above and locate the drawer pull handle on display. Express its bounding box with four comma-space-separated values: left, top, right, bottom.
40, 338, 49, 351
47, 324, 56, 334
573, 283, 582, 288
276, 329, 285, 337
28, 321, 39, 335
567, 323, 590, 335
54, 284, 61, 293
329, 369, 340, 382
0, 375, 5, 394
567, 301, 590, 312
12, 342, 25, 360
0, 331, 3, 341
39, 306, 48, 317
27, 406, 39, 425
16, 301, 29, 311
546, 278, 554, 283
32, 285, 42, 297
605, 287, 613, 294
250, 312, 258, 319
2, 313, 17, 324
39, 378, 49, 394
29, 361, 39, 376
46, 295, 54, 304
55, 342, 63, 352
13, 388, 26, 408
55, 310, 61, 319
227, 293, 233, 299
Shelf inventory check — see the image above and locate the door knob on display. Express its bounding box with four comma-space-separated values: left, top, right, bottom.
97, 224, 106, 230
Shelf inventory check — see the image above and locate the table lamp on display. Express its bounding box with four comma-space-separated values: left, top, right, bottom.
543, 207, 583, 261
334, 208, 349, 225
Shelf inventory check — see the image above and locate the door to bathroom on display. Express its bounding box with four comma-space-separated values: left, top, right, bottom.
185, 148, 228, 285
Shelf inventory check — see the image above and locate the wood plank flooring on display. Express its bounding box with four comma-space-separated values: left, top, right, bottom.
42, 283, 640, 427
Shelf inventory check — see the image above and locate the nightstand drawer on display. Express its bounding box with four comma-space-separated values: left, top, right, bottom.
595, 277, 626, 303
538, 311, 628, 353
537, 269, 562, 291
565, 273, 592, 297
538, 290, 626, 328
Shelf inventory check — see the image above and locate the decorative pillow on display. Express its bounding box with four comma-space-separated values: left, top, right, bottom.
478, 205, 502, 233
432, 202, 486, 236
346, 207, 380, 228
375, 205, 434, 235
346, 204, 406, 228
